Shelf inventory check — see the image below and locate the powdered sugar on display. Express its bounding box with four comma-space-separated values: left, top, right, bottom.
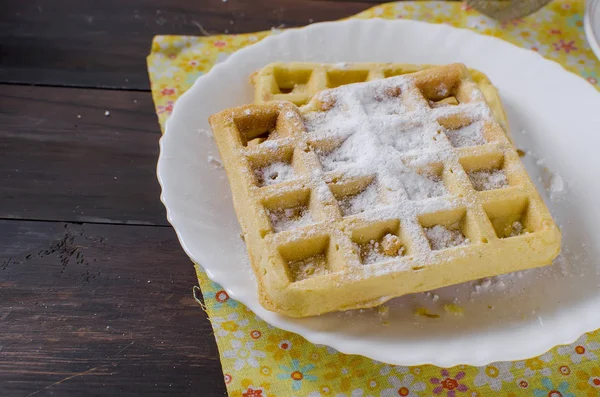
424, 225, 469, 250
255, 162, 295, 186
468, 169, 508, 191
403, 171, 447, 200
318, 139, 360, 172
207, 155, 223, 169
302, 75, 491, 212
288, 254, 329, 281
268, 206, 313, 232
445, 121, 486, 148
359, 234, 405, 264
338, 183, 379, 216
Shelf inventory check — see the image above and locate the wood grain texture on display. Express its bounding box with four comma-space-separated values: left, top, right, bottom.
0, 0, 383, 89
0, 84, 167, 225
0, 220, 226, 396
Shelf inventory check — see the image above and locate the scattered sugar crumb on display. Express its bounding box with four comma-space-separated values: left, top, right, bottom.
288, 254, 329, 281
425, 291, 439, 302
244, 109, 252, 115
550, 173, 564, 195
377, 305, 390, 325
507, 221, 525, 237
528, 148, 566, 202
207, 155, 223, 169
444, 304, 463, 315
254, 162, 295, 186
104, 110, 110, 117
424, 225, 469, 250
445, 121, 486, 147
339, 183, 379, 216
415, 307, 440, 318
268, 206, 313, 232
198, 128, 214, 139
471, 276, 507, 295
381, 234, 403, 256
468, 169, 508, 191
77, 114, 82, 119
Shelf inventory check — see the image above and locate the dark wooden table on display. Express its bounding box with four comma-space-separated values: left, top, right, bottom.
0, 1, 390, 395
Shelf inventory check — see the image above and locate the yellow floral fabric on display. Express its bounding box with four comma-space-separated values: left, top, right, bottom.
147, 1, 600, 396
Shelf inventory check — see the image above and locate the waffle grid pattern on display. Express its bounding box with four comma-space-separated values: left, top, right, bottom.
211, 64, 560, 317
252, 61, 511, 136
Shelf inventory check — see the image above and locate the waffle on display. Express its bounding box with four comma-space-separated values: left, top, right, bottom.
251, 62, 511, 139
210, 63, 561, 317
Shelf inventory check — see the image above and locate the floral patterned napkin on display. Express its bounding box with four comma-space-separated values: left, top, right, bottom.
148, 1, 600, 396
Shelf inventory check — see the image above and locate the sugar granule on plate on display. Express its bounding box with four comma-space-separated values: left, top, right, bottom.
468, 169, 508, 191
198, 128, 214, 139
207, 155, 223, 169
415, 307, 440, 318
377, 305, 390, 326
444, 304, 463, 315
424, 225, 469, 250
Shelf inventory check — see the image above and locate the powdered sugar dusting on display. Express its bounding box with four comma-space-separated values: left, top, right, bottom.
424, 225, 469, 250
207, 155, 223, 169
302, 75, 491, 211
404, 171, 447, 200
359, 234, 405, 264
288, 254, 329, 281
445, 121, 486, 148
468, 169, 508, 191
255, 162, 295, 186
268, 206, 313, 232
338, 183, 379, 216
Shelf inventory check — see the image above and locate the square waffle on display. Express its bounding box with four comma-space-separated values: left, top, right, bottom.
209, 63, 561, 317
251, 61, 511, 139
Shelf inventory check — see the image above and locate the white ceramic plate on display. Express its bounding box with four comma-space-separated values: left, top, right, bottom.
585, 0, 600, 60
158, 19, 600, 367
